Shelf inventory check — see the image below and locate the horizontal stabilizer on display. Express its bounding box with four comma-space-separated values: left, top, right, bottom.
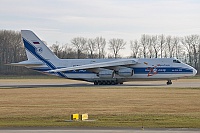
7, 60, 44, 67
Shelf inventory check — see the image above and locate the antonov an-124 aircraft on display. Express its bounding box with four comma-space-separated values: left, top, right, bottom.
10, 30, 197, 85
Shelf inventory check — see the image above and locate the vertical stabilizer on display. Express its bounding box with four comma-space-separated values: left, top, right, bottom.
21, 30, 58, 61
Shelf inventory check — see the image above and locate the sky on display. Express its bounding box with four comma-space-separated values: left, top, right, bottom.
0, 0, 200, 57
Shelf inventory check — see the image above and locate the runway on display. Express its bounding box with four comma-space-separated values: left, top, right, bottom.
0, 128, 200, 133
0, 78, 200, 88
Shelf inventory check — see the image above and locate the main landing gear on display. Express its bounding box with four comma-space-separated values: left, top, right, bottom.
94, 80, 123, 85
166, 80, 172, 85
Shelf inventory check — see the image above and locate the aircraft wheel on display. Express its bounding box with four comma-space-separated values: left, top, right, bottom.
98, 81, 102, 85
102, 81, 106, 85
107, 80, 111, 85
94, 81, 98, 85
111, 81, 116, 85
167, 80, 172, 85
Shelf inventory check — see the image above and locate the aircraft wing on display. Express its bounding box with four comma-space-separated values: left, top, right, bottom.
49, 59, 138, 72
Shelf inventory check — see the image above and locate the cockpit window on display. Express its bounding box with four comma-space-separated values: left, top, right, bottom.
173, 60, 181, 63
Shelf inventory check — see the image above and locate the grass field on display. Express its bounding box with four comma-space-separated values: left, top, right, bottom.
0, 79, 200, 128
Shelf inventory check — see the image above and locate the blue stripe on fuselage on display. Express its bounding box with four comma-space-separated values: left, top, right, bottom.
133, 67, 193, 74
23, 38, 66, 78
32, 67, 193, 75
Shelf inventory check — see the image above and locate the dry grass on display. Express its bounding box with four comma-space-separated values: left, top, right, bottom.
0, 87, 199, 117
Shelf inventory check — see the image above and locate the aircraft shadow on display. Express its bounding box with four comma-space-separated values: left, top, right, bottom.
0, 83, 166, 89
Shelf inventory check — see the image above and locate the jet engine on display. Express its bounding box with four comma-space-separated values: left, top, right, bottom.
118, 68, 133, 77
98, 70, 114, 78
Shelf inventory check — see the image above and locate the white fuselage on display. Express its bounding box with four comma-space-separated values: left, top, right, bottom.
30, 58, 196, 82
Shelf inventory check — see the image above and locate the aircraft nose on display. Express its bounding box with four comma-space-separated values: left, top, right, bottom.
193, 68, 197, 76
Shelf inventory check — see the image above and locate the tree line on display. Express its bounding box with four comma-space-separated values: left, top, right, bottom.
51, 37, 126, 59
0, 30, 199, 75
0, 30, 35, 75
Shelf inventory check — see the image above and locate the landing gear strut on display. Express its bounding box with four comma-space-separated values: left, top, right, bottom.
166, 80, 172, 85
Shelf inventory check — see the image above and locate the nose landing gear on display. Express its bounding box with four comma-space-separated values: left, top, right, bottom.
167, 80, 172, 85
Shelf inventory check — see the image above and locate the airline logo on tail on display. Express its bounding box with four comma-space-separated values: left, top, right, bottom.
36, 47, 43, 54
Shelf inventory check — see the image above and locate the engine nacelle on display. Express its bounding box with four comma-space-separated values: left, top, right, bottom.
118, 68, 133, 77
98, 70, 114, 78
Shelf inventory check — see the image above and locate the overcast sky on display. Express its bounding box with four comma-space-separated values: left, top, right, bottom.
1, 0, 200, 57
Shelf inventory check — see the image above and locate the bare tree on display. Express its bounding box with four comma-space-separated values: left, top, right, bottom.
190, 35, 200, 68
87, 38, 96, 58
50, 42, 76, 59
182, 36, 193, 65
96, 37, 106, 58
172, 37, 180, 58
108, 38, 126, 58
140, 34, 148, 58
50, 41, 63, 58
151, 35, 160, 58
166, 35, 176, 58
60, 44, 77, 59
71, 37, 87, 59
147, 36, 153, 58
130, 40, 140, 58
158, 34, 165, 58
